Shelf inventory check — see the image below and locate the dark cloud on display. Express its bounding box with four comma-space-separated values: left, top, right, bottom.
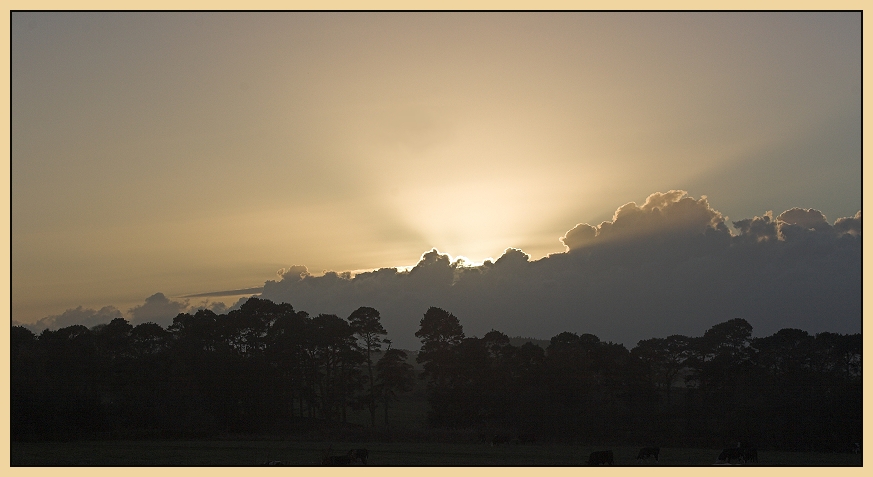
733, 211, 778, 242
21, 293, 244, 333
261, 191, 861, 350
181, 287, 264, 298
22, 192, 858, 350
17, 305, 123, 334
128, 292, 190, 326
277, 265, 310, 280
777, 208, 830, 231
561, 191, 728, 251
834, 210, 862, 236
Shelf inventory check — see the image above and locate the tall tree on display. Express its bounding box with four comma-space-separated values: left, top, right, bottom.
309, 314, 363, 422
265, 307, 311, 418
632, 334, 692, 405
348, 306, 387, 427
415, 307, 464, 387
375, 347, 415, 430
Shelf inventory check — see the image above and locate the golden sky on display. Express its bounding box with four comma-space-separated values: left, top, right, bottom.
11, 11, 862, 328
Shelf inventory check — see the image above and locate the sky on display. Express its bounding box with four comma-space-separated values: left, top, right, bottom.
10, 12, 863, 348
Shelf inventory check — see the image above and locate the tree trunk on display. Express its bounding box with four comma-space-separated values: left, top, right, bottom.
367, 347, 376, 427
383, 396, 390, 428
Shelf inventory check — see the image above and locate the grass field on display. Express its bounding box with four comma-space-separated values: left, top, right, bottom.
10, 440, 863, 466
10, 386, 862, 467
10, 375, 862, 467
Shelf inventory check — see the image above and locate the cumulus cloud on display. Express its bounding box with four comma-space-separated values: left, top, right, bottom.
19, 305, 124, 334
777, 208, 830, 230
23, 192, 859, 350
559, 223, 597, 250
277, 265, 310, 280
733, 211, 778, 242
20, 293, 235, 334
186, 299, 237, 316
834, 210, 862, 236
735, 208, 860, 243
261, 191, 861, 350
561, 190, 728, 251
128, 292, 190, 326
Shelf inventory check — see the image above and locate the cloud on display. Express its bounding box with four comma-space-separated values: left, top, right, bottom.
733, 211, 778, 242
776, 208, 831, 231
260, 191, 861, 350
834, 210, 862, 236
128, 292, 190, 326
561, 190, 728, 251
181, 287, 264, 298
18, 305, 123, 334
277, 265, 310, 280
23, 191, 859, 351
559, 223, 597, 250
21, 292, 257, 335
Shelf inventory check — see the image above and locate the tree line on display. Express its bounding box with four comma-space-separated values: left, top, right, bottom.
415, 308, 860, 452
11, 298, 861, 452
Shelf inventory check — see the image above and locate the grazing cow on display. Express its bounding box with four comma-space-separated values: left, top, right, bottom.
348, 448, 369, 465
717, 447, 745, 464
588, 450, 614, 465
637, 447, 660, 461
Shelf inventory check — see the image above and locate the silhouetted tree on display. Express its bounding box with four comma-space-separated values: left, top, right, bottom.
375, 347, 415, 429
265, 307, 312, 418
348, 306, 387, 427
130, 322, 171, 357
168, 309, 220, 353
632, 334, 692, 405
11, 325, 37, 368
415, 307, 464, 387
505, 341, 546, 437
687, 318, 754, 391
309, 314, 363, 422
219, 298, 272, 356
9, 304, 860, 450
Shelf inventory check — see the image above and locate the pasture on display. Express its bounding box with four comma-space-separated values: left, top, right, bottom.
10, 440, 862, 466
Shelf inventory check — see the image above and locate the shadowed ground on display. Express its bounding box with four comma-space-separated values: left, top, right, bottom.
10, 441, 863, 466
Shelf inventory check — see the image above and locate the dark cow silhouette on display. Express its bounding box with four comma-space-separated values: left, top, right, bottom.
717, 447, 745, 463
588, 450, 614, 465
348, 448, 369, 465
637, 447, 660, 461
261, 460, 284, 466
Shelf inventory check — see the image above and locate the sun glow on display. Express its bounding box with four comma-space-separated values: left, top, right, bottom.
346, 252, 493, 278
388, 179, 552, 262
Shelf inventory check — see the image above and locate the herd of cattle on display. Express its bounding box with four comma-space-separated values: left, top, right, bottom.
585, 445, 759, 465
716, 446, 758, 464
261, 443, 765, 465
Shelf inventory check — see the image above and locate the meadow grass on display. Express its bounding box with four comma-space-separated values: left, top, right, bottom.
10, 440, 862, 466
11, 382, 862, 466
